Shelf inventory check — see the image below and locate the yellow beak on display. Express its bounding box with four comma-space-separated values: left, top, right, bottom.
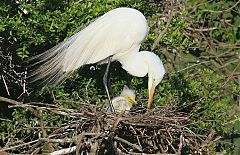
148, 81, 156, 109
127, 96, 137, 104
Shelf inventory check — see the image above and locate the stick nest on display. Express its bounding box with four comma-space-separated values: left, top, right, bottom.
1, 100, 221, 155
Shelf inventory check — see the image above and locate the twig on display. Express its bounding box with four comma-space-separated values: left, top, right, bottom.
166, 134, 176, 153
8, 104, 78, 117
202, 0, 240, 13
222, 62, 240, 87
176, 134, 184, 155
40, 138, 74, 143
117, 146, 175, 155
0, 96, 41, 118
54, 99, 90, 106
238, 75, 240, 109
129, 126, 142, 151
114, 136, 143, 152
0, 96, 22, 105
176, 60, 212, 73
26, 129, 79, 154
49, 146, 76, 155
151, 1, 175, 51
110, 112, 124, 132
1, 75, 10, 96
39, 110, 47, 138
76, 131, 85, 155
0, 140, 39, 152
187, 27, 217, 32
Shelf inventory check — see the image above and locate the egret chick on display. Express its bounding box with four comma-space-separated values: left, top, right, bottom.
107, 86, 136, 113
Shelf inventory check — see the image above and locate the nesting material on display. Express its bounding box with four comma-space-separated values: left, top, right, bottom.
1, 99, 220, 155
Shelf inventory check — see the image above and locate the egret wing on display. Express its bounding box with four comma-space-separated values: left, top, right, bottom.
27, 8, 149, 85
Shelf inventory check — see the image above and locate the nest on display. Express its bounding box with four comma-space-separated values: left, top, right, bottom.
0, 97, 221, 155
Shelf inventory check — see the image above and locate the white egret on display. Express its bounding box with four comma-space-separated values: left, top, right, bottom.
107, 85, 136, 113
27, 8, 165, 110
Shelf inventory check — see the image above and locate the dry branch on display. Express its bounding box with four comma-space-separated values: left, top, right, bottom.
151, 0, 175, 51
0, 96, 41, 118
0, 97, 221, 154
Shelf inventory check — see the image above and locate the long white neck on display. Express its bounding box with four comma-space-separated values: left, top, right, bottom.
117, 51, 148, 77
117, 50, 165, 84
118, 50, 165, 109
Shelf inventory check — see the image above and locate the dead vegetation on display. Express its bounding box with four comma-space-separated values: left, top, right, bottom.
0, 0, 239, 154
0, 96, 221, 155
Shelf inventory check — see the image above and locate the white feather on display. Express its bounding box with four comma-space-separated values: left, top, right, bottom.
27, 8, 165, 109
27, 8, 149, 85
107, 86, 136, 112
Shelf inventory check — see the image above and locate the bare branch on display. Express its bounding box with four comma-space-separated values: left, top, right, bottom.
0, 140, 39, 152
151, 1, 175, 51
202, 0, 240, 13
114, 136, 143, 152
49, 146, 76, 155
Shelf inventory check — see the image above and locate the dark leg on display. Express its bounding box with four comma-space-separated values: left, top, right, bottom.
108, 77, 114, 98
103, 56, 115, 113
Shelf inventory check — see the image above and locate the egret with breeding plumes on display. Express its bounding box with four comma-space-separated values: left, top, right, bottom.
27, 8, 165, 111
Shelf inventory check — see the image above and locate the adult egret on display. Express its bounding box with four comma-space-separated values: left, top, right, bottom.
107, 85, 136, 113
27, 8, 165, 110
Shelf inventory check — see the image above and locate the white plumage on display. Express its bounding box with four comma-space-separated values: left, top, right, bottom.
28, 8, 165, 109
108, 85, 136, 112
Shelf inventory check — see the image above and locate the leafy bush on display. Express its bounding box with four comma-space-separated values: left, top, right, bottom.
0, 0, 239, 154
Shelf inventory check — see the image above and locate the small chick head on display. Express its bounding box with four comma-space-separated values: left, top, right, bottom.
109, 85, 137, 113
120, 85, 136, 104
111, 97, 132, 112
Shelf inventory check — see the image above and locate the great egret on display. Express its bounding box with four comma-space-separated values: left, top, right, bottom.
27, 7, 165, 110
107, 85, 136, 113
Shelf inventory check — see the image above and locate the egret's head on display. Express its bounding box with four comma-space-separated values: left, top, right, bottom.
120, 85, 137, 105
143, 51, 165, 109
118, 50, 165, 109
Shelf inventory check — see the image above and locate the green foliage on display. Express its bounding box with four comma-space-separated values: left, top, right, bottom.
0, 109, 39, 146
0, 0, 160, 59
0, 0, 239, 154
186, 0, 240, 62
162, 16, 193, 53
157, 68, 237, 131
